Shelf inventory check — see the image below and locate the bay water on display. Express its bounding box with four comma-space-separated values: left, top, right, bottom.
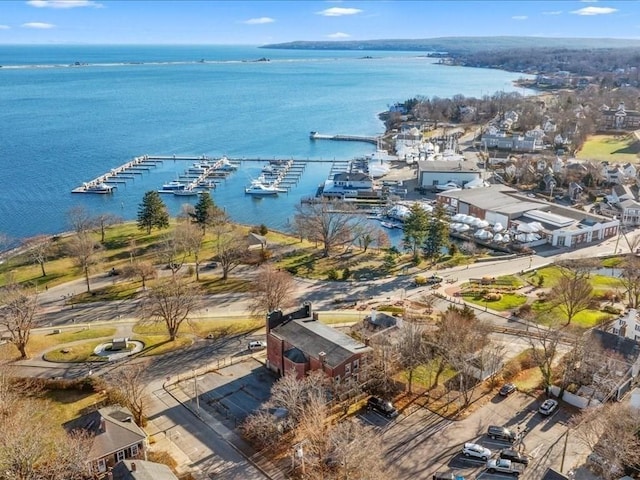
0, 45, 530, 245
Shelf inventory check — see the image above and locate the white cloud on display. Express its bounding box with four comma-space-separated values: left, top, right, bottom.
316, 7, 363, 17
22, 22, 55, 29
542, 10, 563, 15
27, 0, 102, 8
0, 25, 10, 29
243, 17, 275, 25
572, 6, 617, 15
327, 32, 350, 39
512, 15, 528, 20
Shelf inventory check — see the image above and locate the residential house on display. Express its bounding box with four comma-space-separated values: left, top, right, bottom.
266, 303, 372, 382
542, 118, 557, 134
63, 406, 147, 477
608, 184, 636, 205
600, 102, 640, 131
568, 182, 583, 201
587, 329, 640, 400
620, 199, 640, 226
543, 172, 557, 192
552, 157, 565, 174
610, 310, 640, 342
111, 460, 178, 480
623, 162, 637, 179
602, 165, 626, 184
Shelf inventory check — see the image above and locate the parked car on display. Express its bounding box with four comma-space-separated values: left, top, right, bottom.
486, 458, 524, 476
487, 425, 517, 442
426, 275, 444, 285
499, 383, 517, 396
500, 449, 530, 465
539, 399, 558, 416
366, 397, 399, 418
247, 340, 267, 351
204, 261, 218, 269
433, 472, 464, 480
462, 443, 492, 460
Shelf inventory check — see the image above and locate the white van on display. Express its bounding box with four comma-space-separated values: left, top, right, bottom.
248, 340, 267, 351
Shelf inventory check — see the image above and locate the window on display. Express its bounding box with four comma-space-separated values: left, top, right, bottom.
635, 324, 640, 332
130, 444, 139, 457
96, 459, 106, 473
116, 450, 125, 462
334, 375, 340, 384
352, 359, 359, 371
345, 364, 351, 376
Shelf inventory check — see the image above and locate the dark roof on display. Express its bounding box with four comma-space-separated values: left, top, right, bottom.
111, 460, 178, 480
541, 468, 569, 480
333, 172, 370, 182
63, 406, 146, 460
367, 311, 398, 329
591, 329, 640, 364
271, 318, 371, 368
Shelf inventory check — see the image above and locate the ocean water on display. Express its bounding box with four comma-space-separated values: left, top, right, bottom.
0, 45, 530, 245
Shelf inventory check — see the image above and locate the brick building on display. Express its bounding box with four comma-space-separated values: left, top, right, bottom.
266, 303, 372, 383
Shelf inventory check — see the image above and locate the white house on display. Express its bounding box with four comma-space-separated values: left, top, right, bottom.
623, 162, 637, 179
621, 199, 640, 226
608, 184, 636, 205
602, 165, 626, 184
417, 160, 482, 190
322, 172, 375, 199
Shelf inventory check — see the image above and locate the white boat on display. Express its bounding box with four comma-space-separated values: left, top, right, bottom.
173, 188, 200, 196
436, 181, 461, 191
217, 156, 238, 171
245, 179, 287, 195
85, 182, 114, 194
160, 180, 186, 192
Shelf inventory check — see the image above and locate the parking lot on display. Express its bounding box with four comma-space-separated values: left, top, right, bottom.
380, 391, 590, 480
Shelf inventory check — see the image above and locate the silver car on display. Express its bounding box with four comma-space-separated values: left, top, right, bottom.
462, 442, 491, 460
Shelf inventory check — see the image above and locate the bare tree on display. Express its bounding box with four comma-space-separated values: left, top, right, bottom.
24, 235, 53, 278
268, 370, 327, 425
144, 278, 200, 341
527, 319, 564, 393
362, 334, 400, 398
573, 403, 640, 480
0, 284, 38, 359
66, 206, 94, 234
240, 409, 284, 449
157, 231, 189, 278
122, 261, 157, 290
619, 255, 640, 308
397, 322, 430, 394
216, 230, 250, 280
108, 361, 149, 426
248, 265, 296, 317
548, 261, 595, 325
66, 231, 102, 293
324, 419, 388, 480
175, 220, 205, 281
293, 200, 369, 257
93, 213, 122, 243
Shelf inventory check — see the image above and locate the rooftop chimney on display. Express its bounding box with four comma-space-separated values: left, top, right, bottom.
318, 351, 326, 363
130, 462, 136, 472
99, 418, 106, 432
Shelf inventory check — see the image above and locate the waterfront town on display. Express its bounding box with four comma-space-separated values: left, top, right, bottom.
5, 26, 640, 480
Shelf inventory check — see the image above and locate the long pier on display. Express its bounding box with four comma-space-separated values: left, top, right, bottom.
72, 155, 339, 194
309, 131, 379, 145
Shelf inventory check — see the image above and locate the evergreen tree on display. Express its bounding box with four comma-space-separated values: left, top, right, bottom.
423, 204, 449, 263
137, 191, 169, 234
190, 191, 225, 233
402, 203, 429, 261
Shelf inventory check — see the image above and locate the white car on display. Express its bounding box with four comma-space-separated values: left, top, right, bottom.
462, 442, 492, 460
248, 340, 267, 351
539, 399, 558, 415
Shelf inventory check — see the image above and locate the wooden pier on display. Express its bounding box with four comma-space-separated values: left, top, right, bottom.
72, 155, 163, 194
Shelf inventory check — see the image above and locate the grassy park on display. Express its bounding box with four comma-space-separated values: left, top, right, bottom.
576, 133, 640, 163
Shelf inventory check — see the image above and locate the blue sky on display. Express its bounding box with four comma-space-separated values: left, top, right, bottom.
0, 0, 638, 44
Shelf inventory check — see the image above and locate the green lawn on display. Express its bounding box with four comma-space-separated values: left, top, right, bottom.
43, 341, 108, 363
399, 361, 456, 390
461, 293, 528, 312
531, 300, 614, 328
576, 134, 640, 163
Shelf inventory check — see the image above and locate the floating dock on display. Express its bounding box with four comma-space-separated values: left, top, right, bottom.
72, 155, 163, 194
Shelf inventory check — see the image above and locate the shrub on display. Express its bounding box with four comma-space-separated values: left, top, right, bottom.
342, 267, 352, 281
414, 276, 426, 286
327, 269, 339, 281
537, 275, 545, 288
286, 266, 298, 275
517, 304, 532, 317
484, 292, 502, 301
502, 358, 522, 381
259, 224, 268, 235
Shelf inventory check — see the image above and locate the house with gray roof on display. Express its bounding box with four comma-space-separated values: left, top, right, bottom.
63, 406, 147, 477
266, 303, 372, 382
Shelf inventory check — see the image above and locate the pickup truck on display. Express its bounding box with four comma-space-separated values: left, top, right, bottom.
486, 458, 525, 476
